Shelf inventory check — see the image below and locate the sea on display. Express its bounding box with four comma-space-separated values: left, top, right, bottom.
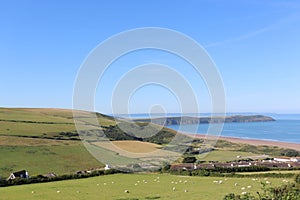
113, 113, 300, 144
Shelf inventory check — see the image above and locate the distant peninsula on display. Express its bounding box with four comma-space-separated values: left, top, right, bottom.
134, 115, 275, 126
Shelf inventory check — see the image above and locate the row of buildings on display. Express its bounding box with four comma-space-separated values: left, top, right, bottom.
171, 157, 300, 171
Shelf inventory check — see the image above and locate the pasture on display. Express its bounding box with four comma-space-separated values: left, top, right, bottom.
0, 173, 292, 200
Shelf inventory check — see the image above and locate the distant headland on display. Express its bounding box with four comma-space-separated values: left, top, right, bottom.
134, 115, 275, 125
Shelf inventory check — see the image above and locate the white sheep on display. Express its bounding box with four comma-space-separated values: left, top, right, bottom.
57, 190, 61, 193
241, 187, 245, 190
124, 190, 129, 193
247, 185, 252, 189
184, 189, 188, 193
172, 187, 176, 191
234, 183, 238, 186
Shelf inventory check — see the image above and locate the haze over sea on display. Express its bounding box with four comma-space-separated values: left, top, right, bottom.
115, 113, 300, 144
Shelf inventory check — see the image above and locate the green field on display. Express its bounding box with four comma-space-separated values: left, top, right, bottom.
0, 174, 292, 200
0, 143, 101, 177
199, 150, 259, 162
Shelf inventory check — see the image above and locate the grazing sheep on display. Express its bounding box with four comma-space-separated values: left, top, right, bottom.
241, 192, 247, 195
184, 189, 188, 193
31, 191, 35, 194
57, 190, 61, 193
218, 180, 223, 184
241, 187, 245, 190
172, 187, 176, 191
266, 181, 271, 184
111, 181, 114, 184
134, 183, 138, 186
247, 185, 252, 189
234, 183, 238, 187
213, 180, 218, 183
103, 183, 106, 185
124, 190, 129, 193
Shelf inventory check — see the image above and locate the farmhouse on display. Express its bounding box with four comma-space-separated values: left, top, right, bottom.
43, 172, 57, 178
7, 170, 29, 180
104, 164, 111, 170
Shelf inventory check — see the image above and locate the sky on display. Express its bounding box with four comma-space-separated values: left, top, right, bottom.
1, 0, 300, 114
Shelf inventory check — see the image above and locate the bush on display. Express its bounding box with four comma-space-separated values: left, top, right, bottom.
295, 174, 300, 184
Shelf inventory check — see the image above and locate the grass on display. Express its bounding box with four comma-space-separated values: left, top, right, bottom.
198, 150, 259, 162
0, 173, 292, 200
94, 140, 163, 154
0, 143, 102, 177
237, 170, 300, 175
110, 141, 162, 153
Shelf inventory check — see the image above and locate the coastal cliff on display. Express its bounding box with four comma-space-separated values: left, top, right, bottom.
134, 115, 275, 126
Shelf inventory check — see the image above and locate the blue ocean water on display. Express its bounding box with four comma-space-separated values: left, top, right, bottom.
114, 113, 300, 144
167, 119, 300, 144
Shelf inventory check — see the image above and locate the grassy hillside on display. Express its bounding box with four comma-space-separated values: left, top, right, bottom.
0, 108, 297, 178
0, 108, 183, 177
0, 173, 292, 200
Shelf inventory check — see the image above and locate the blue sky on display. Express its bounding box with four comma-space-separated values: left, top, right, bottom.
1, 0, 300, 114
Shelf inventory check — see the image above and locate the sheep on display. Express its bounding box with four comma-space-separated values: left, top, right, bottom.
97, 183, 99, 186
241, 192, 247, 195
241, 187, 245, 190
213, 180, 218, 183
31, 191, 35, 194
247, 185, 252, 189
57, 190, 61, 193
218, 180, 223, 184
134, 183, 138, 186
111, 181, 114, 184
124, 190, 129, 193
184, 189, 188, 193
77, 190, 80, 193
172, 187, 176, 191
103, 183, 106, 185
234, 183, 238, 187
266, 181, 271, 184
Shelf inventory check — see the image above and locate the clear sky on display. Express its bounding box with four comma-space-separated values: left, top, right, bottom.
1, 0, 300, 114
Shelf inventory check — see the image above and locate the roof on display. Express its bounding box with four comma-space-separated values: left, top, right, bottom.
12, 170, 27, 177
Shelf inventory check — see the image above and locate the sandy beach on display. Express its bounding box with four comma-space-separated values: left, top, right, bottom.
187, 133, 300, 151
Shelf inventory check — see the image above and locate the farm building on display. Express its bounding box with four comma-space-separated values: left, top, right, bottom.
7, 170, 29, 180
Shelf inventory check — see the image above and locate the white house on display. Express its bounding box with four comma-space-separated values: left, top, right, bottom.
7, 170, 29, 180
104, 164, 111, 170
